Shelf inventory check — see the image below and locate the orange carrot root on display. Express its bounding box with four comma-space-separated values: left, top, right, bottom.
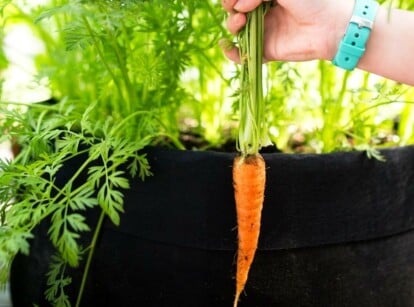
232, 153, 266, 307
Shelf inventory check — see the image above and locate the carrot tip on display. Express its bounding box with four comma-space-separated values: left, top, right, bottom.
233, 292, 241, 307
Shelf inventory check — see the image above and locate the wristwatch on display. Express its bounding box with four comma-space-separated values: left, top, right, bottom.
332, 0, 379, 71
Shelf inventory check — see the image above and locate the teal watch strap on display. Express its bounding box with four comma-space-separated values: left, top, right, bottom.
332, 0, 379, 70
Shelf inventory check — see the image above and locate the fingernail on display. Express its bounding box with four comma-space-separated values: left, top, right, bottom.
233, 0, 245, 11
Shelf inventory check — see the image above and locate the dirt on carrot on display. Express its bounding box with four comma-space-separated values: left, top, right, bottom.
232, 153, 266, 307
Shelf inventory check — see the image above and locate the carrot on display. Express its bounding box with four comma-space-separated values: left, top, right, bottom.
231, 2, 270, 305
233, 153, 266, 307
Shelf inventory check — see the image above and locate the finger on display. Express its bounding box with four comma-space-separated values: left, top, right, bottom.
221, 0, 238, 13
227, 13, 247, 35
218, 38, 241, 64
223, 47, 241, 64
233, 0, 263, 13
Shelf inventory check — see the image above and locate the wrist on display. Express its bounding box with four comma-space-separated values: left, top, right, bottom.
356, 5, 386, 69
324, 0, 355, 61
327, 0, 355, 60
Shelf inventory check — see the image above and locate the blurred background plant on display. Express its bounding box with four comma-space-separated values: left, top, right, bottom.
260, 0, 414, 154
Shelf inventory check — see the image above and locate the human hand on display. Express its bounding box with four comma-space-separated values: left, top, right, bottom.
221, 0, 353, 63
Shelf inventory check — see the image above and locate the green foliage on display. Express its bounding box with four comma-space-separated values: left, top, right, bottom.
0, 101, 154, 304
0, 1, 228, 305
264, 55, 414, 154
0, 101, 151, 251
44, 254, 72, 307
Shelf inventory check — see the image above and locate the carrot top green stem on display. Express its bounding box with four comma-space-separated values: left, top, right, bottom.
237, 2, 271, 156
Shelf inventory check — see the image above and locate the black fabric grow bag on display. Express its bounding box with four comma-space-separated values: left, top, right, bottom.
10, 146, 414, 306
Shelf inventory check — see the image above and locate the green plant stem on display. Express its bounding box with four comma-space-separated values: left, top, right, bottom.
110, 110, 154, 136
153, 133, 186, 150
82, 15, 124, 108
237, 3, 270, 156
75, 210, 106, 307
0, 101, 59, 110
337, 71, 351, 104
318, 61, 327, 109
194, 47, 231, 86
110, 29, 134, 116
109, 110, 185, 149
343, 100, 414, 129
13, 153, 96, 236
49, 155, 95, 205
